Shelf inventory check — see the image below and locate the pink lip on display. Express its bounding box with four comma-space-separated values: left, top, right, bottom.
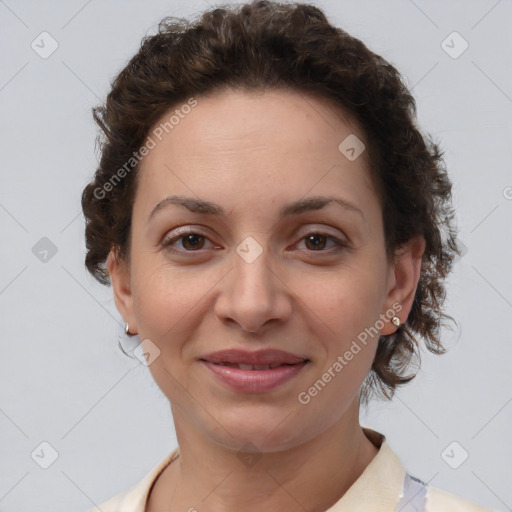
199, 348, 310, 393
200, 348, 307, 365
201, 360, 308, 392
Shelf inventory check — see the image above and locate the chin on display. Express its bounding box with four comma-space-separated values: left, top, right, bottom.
206, 408, 317, 454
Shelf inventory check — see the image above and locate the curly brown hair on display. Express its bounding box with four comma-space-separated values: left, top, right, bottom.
81, 0, 461, 406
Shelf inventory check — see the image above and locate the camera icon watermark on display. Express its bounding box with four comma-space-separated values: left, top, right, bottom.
31, 31, 59, 59
236, 236, 263, 264
453, 237, 468, 264
338, 134, 365, 161
134, 338, 161, 366
32, 236, 58, 263
441, 441, 469, 469
31, 441, 59, 469
441, 31, 469, 59
237, 441, 262, 468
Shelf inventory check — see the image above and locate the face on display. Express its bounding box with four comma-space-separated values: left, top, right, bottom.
108, 88, 424, 452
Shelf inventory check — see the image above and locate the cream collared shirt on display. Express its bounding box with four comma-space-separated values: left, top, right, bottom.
89, 428, 492, 512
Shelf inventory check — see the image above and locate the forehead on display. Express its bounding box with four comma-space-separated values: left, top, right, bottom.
134, 88, 378, 223
145, 88, 364, 159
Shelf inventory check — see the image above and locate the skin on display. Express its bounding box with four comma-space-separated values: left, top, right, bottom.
107, 88, 425, 512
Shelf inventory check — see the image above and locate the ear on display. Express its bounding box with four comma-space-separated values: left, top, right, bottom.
380, 235, 426, 336
107, 248, 138, 335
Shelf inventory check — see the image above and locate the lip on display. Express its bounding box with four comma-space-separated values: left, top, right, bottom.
201, 360, 308, 392
200, 348, 307, 365
199, 349, 310, 393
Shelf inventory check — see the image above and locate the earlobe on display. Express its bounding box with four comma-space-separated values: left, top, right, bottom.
107, 249, 137, 333
380, 235, 426, 336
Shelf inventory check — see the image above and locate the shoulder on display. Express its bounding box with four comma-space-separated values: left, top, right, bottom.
425, 485, 494, 512
86, 449, 179, 512
86, 480, 146, 512
87, 487, 131, 511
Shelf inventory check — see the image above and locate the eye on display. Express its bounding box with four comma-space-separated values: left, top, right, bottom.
161, 227, 214, 254
161, 227, 348, 256
295, 231, 348, 253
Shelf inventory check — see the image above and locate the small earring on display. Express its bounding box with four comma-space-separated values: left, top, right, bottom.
391, 316, 401, 327
118, 322, 138, 359
125, 323, 135, 336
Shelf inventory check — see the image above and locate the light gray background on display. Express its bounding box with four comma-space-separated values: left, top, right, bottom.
1, 0, 511, 511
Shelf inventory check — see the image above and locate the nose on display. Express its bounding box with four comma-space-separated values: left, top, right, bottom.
213, 245, 293, 333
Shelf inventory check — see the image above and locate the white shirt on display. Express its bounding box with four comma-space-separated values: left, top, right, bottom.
88, 428, 493, 512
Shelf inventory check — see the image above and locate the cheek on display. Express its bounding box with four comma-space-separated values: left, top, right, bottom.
132, 268, 213, 404
132, 264, 212, 346
298, 270, 382, 383
303, 269, 383, 338
297, 286, 378, 421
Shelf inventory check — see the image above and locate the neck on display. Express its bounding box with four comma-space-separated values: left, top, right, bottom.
147, 399, 380, 512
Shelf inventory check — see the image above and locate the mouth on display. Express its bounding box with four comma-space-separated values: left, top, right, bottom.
204, 361, 306, 370
198, 349, 310, 392
200, 348, 309, 366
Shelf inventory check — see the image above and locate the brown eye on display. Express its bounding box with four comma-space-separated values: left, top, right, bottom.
161, 229, 213, 253
304, 234, 328, 251
180, 233, 206, 250
161, 228, 347, 257
297, 232, 347, 254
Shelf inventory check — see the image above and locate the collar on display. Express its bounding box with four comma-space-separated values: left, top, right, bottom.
101, 427, 405, 512
325, 427, 405, 511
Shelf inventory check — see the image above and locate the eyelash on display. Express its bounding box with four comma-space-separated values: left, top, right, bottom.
160, 227, 348, 256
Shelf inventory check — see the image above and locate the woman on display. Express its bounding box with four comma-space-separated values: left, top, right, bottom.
82, 1, 492, 511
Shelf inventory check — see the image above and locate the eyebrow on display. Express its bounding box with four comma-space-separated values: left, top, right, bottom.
147, 194, 365, 223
